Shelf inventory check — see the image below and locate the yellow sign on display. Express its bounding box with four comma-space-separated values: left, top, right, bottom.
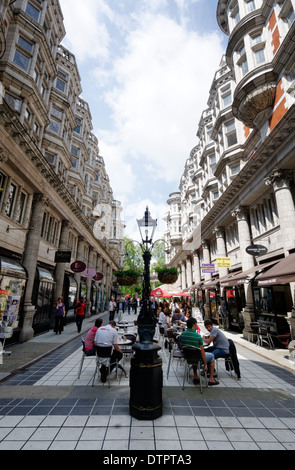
216, 257, 231, 268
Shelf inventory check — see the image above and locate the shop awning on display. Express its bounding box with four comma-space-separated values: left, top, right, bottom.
221, 259, 281, 286
257, 253, 295, 286
37, 267, 55, 283
202, 278, 219, 289
0, 256, 27, 279
188, 282, 203, 290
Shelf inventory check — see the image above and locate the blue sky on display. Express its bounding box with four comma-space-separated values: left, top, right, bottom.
59, 0, 227, 242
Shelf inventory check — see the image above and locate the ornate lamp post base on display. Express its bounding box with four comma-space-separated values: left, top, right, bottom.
129, 342, 162, 420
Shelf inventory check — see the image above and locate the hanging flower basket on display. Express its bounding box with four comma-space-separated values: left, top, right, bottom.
155, 266, 178, 284
114, 269, 141, 286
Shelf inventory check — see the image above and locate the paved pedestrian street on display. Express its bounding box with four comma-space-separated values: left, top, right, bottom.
0, 314, 295, 452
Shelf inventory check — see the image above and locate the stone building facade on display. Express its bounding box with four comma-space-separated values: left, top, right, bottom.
0, 0, 124, 344
165, 0, 295, 346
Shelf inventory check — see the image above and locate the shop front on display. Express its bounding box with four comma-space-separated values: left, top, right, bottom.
254, 253, 295, 347
32, 267, 55, 335
223, 285, 245, 331
63, 274, 78, 322
0, 256, 27, 345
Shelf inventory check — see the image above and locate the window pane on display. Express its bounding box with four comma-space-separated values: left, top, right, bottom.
18, 36, 33, 52
5, 183, 16, 217
13, 50, 30, 71
56, 78, 66, 92
25, 3, 40, 21
255, 48, 265, 65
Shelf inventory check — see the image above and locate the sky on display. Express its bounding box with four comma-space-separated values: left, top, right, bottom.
59, 0, 227, 243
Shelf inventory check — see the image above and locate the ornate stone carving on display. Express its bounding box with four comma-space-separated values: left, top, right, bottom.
236, 82, 276, 129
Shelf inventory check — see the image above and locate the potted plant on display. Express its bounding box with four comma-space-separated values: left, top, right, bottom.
155, 266, 179, 284
113, 268, 142, 286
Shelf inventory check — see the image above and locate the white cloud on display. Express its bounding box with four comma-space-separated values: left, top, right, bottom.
99, 13, 224, 182
60, 0, 114, 62
59, 0, 226, 238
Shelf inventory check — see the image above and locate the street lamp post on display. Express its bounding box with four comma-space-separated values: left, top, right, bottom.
129, 207, 163, 420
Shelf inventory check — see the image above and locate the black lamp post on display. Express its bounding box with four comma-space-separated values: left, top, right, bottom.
136, 206, 158, 341
129, 207, 163, 420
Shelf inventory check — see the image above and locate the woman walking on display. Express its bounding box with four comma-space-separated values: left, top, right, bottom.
54, 297, 65, 334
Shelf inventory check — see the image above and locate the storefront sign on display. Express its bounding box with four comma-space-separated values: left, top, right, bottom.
55, 250, 71, 263
70, 261, 86, 273
82, 268, 96, 278
216, 257, 232, 268
93, 272, 104, 281
201, 264, 215, 273
246, 245, 268, 256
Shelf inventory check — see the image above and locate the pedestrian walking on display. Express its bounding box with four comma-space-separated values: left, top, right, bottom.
74, 297, 86, 333
54, 297, 65, 334
117, 297, 124, 322
108, 297, 116, 321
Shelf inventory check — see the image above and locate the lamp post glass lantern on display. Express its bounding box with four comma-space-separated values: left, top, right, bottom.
129, 207, 163, 420
136, 206, 158, 341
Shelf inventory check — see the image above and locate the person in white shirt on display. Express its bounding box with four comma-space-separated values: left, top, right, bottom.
108, 297, 116, 321
94, 320, 123, 382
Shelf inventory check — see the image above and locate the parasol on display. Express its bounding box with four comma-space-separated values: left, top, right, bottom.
150, 288, 173, 298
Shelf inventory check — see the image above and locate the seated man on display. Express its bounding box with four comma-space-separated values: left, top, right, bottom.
180, 317, 219, 386
203, 320, 230, 359
84, 318, 103, 356
94, 320, 123, 383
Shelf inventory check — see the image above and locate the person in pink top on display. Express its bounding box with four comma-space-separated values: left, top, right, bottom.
84, 318, 103, 356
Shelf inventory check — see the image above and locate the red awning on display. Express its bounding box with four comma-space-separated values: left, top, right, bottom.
257, 253, 295, 286
150, 288, 173, 298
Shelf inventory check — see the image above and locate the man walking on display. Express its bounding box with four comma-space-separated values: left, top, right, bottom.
74, 297, 86, 333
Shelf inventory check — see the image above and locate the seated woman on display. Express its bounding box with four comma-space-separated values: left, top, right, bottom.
84, 318, 103, 356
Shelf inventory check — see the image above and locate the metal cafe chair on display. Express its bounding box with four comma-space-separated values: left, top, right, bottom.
182, 346, 207, 393
166, 329, 184, 380
77, 338, 96, 379
258, 325, 275, 349
121, 333, 137, 363
92, 344, 118, 388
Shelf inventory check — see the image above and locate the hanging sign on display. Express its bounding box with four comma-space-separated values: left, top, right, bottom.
216, 257, 232, 268
202, 264, 215, 273
246, 245, 268, 256
70, 261, 86, 273
93, 272, 104, 281
55, 251, 71, 263
82, 268, 96, 278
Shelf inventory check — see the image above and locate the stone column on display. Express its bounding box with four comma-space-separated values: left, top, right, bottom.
265, 169, 295, 254
181, 260, 186, 290
202, 240, 211, 319
193, 250, 201, 286
74, 236, 85, 299
231, 206, 255, 337
20, 193, 47, 343
54, 220, 70, 303
186, 255, 193, 289
265, 169, 295, 334
86, 246, 94, 317
213, 226, 228, 279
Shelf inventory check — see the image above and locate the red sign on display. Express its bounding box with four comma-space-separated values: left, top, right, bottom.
93, 272, 104, 281
70, 261, 86, 273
